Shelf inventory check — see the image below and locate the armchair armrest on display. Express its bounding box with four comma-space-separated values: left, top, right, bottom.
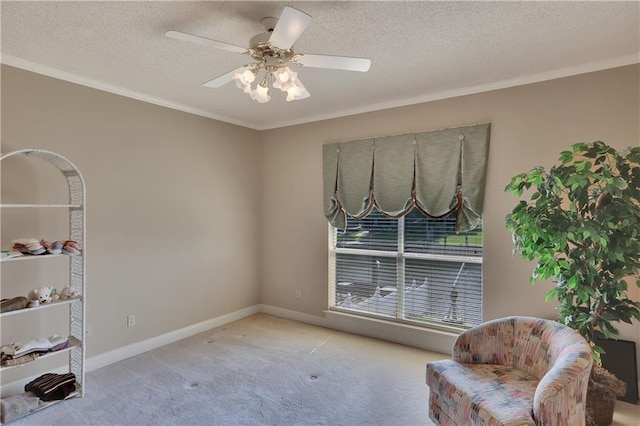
533, 348, 593, 424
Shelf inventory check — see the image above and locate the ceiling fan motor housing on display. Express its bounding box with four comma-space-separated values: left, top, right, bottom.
248, 31, 294, 64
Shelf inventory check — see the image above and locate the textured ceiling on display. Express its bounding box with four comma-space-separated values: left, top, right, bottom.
2, 1, 639, 130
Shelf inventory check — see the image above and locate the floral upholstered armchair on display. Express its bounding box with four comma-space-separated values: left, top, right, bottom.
426, 316, 593, 425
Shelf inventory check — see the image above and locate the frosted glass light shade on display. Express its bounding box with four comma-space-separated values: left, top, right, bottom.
273, 67, 298, 92
286, 80, 310, 101
250, 83, 271, 103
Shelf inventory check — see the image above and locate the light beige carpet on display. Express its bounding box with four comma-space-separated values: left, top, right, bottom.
9, 313, 640, 425
10, 314, 446, 425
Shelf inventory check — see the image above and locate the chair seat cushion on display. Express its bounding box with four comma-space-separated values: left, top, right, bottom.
427, 360, 538, 425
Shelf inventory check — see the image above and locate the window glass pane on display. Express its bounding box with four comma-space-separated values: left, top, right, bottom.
336, 209, 398, 251
404, 259, 482, 326
404, 209, 482, 257
334, 254, 397, 318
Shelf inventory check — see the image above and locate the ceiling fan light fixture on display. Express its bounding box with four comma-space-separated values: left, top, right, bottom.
236, 68, 258, 85
233, 67, 259, 93
272, 66, 298, 91
250, 76, 271, 103
236, 66, 305, 103
285, 87, 302, 102
286, 80, 310, 102
258, 75, 269, 89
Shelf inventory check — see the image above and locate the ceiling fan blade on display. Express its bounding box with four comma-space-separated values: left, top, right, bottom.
294, 54, 371, 72
165, 30, 246, 54
202, 66, 249, 88
269, 7, 312, 50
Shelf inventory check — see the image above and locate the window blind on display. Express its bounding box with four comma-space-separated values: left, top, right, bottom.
331, 209, 483, 328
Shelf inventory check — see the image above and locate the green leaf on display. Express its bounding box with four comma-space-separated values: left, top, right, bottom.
545, 288, 559, 302
614, 178, 628, 190
567, 276, 580, 289
572, 142, 587, 153
559, 150, 573, 163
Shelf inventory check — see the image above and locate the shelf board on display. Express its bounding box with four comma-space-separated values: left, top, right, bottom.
0, 383, 82, 424
0, 203, 82, 208
1, 296, 82, 318
0, 336, 82, 372
0, 253, 81, 263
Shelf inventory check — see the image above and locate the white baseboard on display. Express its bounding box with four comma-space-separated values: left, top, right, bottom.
259, 304, 456, 355
258, 304, 329, 327
86, 305, 261, 372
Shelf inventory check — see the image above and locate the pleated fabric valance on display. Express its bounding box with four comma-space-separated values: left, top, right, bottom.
323, 123, 490, 232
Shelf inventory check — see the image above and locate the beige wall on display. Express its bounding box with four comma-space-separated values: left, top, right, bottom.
260, 64, 639, 353
1, 66, 262, 374
2, 64, 639, 383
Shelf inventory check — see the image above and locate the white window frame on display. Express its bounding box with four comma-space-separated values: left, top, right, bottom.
328, 216, 483, 332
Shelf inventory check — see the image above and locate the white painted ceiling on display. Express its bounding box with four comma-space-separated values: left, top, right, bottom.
2, 1, 639, 130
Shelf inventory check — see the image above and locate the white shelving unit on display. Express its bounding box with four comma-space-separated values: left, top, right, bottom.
0, 149, 86, 424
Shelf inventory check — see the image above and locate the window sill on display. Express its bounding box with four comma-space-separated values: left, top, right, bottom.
323, 308, 460, 355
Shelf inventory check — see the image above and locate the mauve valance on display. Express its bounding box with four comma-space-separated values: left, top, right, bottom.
323, 123, 490, 232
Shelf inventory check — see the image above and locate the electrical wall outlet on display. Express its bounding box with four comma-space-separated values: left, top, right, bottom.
127, 314, 136, 327
295, 288, 302, 299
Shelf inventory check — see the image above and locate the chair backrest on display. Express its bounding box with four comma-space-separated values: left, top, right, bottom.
453, 316, 592, 380
510, 317, 590, 380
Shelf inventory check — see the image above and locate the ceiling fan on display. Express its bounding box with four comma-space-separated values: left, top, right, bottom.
165, 7, 371, 103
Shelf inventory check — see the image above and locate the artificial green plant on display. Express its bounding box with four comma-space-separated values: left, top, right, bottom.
505, 141, 640, 363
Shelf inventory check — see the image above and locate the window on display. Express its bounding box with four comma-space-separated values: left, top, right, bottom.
328, 208, 482, 330
323, 123, 490, 330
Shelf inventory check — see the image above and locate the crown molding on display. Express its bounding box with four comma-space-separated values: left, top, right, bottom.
260, 53, 640, 130
2, 53, 638, 131
0, 54, 261, 130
